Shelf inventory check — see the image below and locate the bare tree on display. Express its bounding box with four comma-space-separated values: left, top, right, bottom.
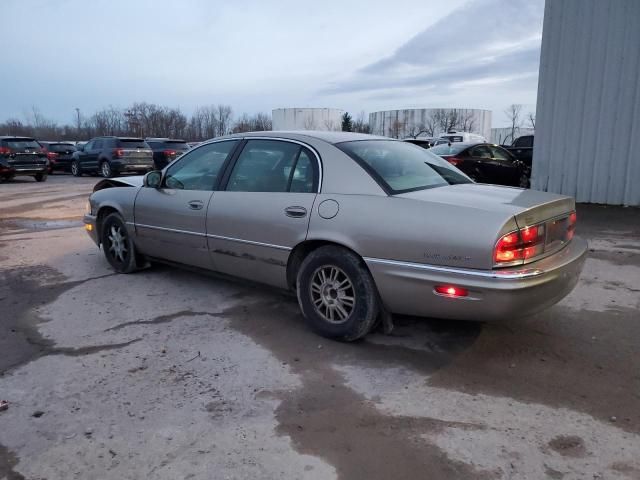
456, 111, 476, 132
303, 116, 317, 130
387, 119, 404, 139
504, 104, 523, 144
215, 104, 233, 137
527, 111, 536, 129
323, 119, 339, 131
352, 111, 370, 134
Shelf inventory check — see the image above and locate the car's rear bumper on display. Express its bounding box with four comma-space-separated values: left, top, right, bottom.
111, 160, 153, 173
83, 214, 99, 245
365, 236, 588, 321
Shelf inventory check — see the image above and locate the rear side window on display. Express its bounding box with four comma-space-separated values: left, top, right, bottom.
118, 139, 148, 149
226, 140, 316, 193
93, 139, 104, 149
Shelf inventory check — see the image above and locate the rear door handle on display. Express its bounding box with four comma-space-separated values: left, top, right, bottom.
284, 206, 307, 218
188, 200, 204, 210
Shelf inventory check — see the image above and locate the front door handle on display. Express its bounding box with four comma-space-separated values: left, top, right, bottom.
284, 206, 307, 218
188, 200, 204, 210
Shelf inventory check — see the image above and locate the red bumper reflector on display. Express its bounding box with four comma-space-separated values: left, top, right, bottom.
434, 285, 468, 297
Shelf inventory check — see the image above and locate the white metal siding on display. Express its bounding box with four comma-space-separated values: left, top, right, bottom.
533, 0, 640, 206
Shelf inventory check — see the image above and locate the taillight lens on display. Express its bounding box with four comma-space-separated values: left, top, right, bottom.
0, 146, 11, 155
113, 148, 124, 158
494, 212, 576, 266
163, 149, 177, 158
446, 156, 461, 166
47, 152, 59, 160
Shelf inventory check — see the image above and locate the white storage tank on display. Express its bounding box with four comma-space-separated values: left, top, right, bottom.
369, 108, 492, 141
272, 108, 344, 131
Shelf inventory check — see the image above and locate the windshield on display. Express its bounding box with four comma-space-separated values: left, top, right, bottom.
337, 140, 472, 194
430, 143, 467, 155
4, 139, 41, 150
49, 143, 77, 152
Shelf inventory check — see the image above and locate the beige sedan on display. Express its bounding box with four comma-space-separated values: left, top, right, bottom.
84, 131, 587, 341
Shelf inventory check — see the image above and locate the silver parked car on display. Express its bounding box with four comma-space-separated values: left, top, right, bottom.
84, 131, 587, 341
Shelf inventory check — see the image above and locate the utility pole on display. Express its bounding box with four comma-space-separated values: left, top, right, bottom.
75, 108, 81, 138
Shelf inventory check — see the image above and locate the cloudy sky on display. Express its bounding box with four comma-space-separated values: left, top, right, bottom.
1, 0, 544, 127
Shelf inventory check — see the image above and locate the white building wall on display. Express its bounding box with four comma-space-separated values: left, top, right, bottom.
369, 108, 492, 141
490, 127, 535, 145
272, 108, 344, 131
532, 0, 640, 206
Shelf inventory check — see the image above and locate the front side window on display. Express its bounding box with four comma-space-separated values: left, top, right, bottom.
337, 140, 471, 194
93, 139, 103, 150
164, 140, 238, 191
226, 140, 312, 193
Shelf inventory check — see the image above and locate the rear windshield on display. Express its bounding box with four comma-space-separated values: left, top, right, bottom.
337, 140, 472, 194
118, 139, 149, 149
3, 139, 41, 150
441, 135, 464, 142
430, 143, 467, 155
148, 140, 189, 150
49, 143, 77, 152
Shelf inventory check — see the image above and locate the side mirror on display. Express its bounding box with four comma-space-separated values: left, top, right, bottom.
144, 170, 162, 189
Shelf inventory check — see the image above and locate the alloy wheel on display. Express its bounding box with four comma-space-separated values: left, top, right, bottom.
101, 162, 111, 177
107, 225, 128, 263
309, 265, 355, 324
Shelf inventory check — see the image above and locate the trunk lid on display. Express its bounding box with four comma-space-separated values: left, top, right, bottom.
398, 183, 575, 228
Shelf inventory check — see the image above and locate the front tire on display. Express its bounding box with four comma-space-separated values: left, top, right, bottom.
71, 161, 82, 177
296, 246, 379, 341
35, 172, 47, 182
101, 213, 138, 273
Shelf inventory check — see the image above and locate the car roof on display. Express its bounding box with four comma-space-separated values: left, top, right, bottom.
220, 130, 391, 145
0, 135, 35, 140
145, 137, 186, 142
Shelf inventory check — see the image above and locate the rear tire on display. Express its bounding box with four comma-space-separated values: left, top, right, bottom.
296, 246, 379, 342
71, 161, 82, 177
35, 172, 47, 182
101, 161, 114, 178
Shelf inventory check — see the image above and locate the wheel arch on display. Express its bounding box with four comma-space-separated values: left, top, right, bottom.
286, 239, 370, 291
95, 204, 123, 244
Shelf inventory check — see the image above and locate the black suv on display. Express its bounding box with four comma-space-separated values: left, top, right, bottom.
71, 137, 154, 178
145, 138, 189, 169
39, 141, 77, 173
0, 136, 49, 182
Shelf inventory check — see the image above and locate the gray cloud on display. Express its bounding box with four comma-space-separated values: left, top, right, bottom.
322, 0, 544, 96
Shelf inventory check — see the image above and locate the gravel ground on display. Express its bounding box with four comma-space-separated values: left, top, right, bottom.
1, 174, 639, 480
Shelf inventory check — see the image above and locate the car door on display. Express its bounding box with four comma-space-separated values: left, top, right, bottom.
487, 145, 522, 186
133, 140, 240, 267
88, 139, 103, 171
207, 139, 319, 289
78, 140, 94, 171
467, 145, 493, 182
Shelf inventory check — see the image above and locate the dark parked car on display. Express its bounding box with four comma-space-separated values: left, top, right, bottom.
71, 137, 154, 178
430, 142, 530, 188
39, 141, 77, 173
145, 138, 189, 169
503, 135, 534, 166
0, 136, 48, 182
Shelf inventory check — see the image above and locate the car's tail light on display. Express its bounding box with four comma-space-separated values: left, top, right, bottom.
0, 146, 11, 155
567, 212, 577, 240
163, 149, 177, 158
434, 285, 468, 298
445, 156, 462, 166
494, 211, 576, 266
46, 151, 59, 160
113, 148, 124, 158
